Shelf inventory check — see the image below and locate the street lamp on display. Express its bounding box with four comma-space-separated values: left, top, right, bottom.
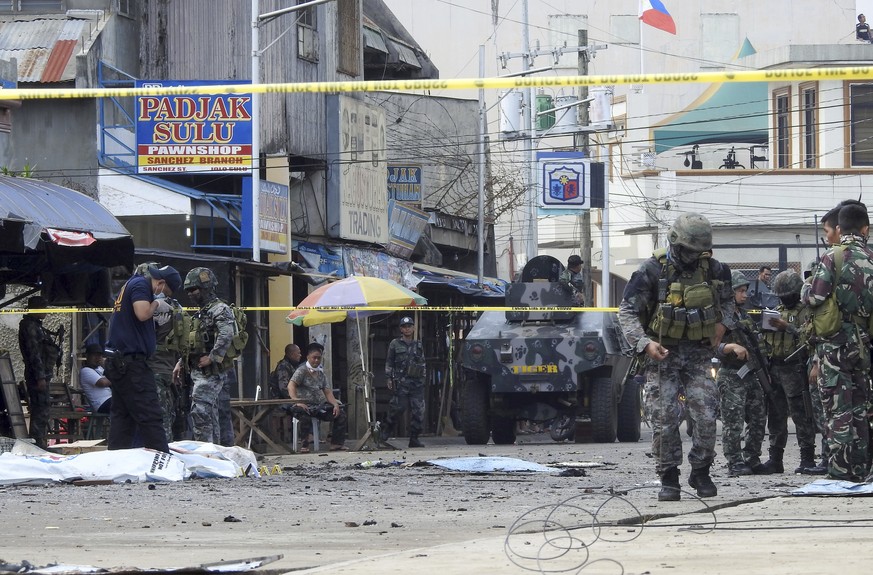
251, 0, 336, 261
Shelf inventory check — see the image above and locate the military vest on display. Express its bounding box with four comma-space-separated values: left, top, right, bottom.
646, 248, 720, 345
763, 305, 807, 360
188, 299, 247, 372
156, 300, 190, 356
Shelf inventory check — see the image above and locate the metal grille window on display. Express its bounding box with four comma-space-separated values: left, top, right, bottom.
774, 89, 791, 168
336, 0, 360, 76
297, 0, 318, 62
0, 0, 64, 12
116, 0, 134, 18
800, 84, 817, 168
850, 83, 873, 166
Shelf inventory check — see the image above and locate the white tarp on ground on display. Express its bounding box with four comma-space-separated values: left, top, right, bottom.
0, 440, 259, 485
792, 478, 873, 496
426, 456, 559, 473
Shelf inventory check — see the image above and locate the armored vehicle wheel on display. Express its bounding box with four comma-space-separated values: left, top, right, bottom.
491, 416, 516, 445
616, 375, 642, 442
549, 414, 576, 442
462, 371, 491, 445
590, 377, 618, 443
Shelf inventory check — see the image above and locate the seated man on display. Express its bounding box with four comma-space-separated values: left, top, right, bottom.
269, 343, 303, 399
80, 343, 112, 414
287, 342, 348, 452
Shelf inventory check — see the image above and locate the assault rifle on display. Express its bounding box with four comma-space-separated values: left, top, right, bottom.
734, 322, 774, 395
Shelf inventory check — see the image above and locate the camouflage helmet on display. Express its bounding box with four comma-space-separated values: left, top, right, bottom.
731, 270, 750, 291
134, 261, 160, 277
773, 270, 803, 297
184, 267, 218, 291
667, 213, 713, 252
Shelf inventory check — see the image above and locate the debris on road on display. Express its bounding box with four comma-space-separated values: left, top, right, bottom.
426, 456, 559, 473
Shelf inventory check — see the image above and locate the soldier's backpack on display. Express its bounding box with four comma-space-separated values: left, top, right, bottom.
224, 304, 249, 361
811, 246, 845, 339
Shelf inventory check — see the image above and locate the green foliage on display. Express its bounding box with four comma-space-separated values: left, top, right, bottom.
0, 163, 36, 177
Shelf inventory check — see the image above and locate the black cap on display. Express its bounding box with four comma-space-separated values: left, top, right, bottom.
84, 343, 104, 356
148, 265, 182, 294
27, 296, 48, 310
568, 255, 583, 267
400, 316, 414, 326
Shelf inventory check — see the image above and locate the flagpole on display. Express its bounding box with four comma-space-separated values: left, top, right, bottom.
638, 15, 644, 93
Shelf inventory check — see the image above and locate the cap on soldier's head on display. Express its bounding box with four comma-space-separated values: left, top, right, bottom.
731, 270, 750, 291
400, 316, 414, 326
568, 255, 583, 267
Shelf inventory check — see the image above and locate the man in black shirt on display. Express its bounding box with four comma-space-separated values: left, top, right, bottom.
857, 14, 871, 42
105, 265, 182, 452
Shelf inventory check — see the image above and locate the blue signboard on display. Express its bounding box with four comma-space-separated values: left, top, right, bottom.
135, 80, 252, 174
387, 200, 430, 259
292, 241, 345, 278
388, 164, 422, 202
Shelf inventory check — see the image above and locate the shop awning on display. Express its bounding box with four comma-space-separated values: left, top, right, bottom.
652, 82, 769, 155
0, 176, 134, 300
413, 263, 506, 298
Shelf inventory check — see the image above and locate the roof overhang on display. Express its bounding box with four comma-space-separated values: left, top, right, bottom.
413, 263, 506, 298
0, 176, 133, 305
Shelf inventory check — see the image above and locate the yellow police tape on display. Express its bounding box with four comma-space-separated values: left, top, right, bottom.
0, 66, 870, 100
2, 305, 620, 314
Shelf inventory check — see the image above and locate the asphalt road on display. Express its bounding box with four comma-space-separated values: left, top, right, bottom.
0, 426, 861, 575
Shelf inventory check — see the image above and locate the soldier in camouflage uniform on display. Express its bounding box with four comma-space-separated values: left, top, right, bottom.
715, 271, 769, 476
619, 213, 736, 501
761, 270, 821, 474
17, 296, 60, 449
382, 316, 427, 448
801, 259, 828, 472
137, 262, 187, 442
804, 202, 862, 473
558, 254, 586, 305
173, 267, 235, 444
804, 202, 873, 481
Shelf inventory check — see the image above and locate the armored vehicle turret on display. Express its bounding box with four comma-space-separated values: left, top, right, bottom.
459, 255, 641, 445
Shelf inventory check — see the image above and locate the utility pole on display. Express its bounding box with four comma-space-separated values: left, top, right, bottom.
577, 29, 593, 307
477, 45, 486, 286
522, 0, 536, 262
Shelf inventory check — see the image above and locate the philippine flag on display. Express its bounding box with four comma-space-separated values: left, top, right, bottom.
639, 0, 677, 35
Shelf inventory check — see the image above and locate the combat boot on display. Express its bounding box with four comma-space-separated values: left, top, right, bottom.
760, 447, 784, 474
805, 454, 829, 475
688, 465, 718, 498
658, 467, 681, 501
408, 435, 424, 448
795, 447, 823, 475
728, 462, 753, 476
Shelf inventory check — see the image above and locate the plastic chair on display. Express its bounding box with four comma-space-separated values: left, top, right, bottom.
291, 416, 320, 453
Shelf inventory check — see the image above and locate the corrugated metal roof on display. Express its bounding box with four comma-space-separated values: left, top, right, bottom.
0, 175, 132, 250
0, 17, 89, 83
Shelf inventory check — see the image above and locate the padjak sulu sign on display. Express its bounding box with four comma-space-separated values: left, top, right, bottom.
135, 80, 253, 174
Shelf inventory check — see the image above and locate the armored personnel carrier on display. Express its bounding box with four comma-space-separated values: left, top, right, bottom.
459, 255, 641, 445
